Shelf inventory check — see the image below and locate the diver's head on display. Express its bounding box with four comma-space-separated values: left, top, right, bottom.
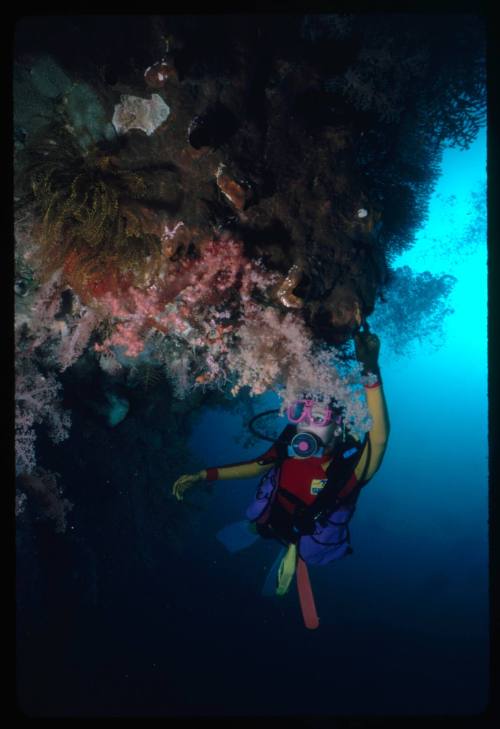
287, 399, 344, 453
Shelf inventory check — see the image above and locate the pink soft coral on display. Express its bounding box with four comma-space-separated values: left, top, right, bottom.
95, 236, 279, 366
15, 358, 71, 474
226, 303, 372, 438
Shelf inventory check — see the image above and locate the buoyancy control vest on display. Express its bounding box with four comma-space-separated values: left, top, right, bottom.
246, 427, 371, 547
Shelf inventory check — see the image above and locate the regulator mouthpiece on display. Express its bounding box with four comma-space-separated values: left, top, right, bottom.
289, 432, 324, 458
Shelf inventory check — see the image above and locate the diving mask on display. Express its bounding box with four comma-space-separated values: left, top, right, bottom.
287, 399, 339, 427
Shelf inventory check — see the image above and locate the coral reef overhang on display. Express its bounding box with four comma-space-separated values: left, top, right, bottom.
14, 13, 486, 459
15, 13, 484, 345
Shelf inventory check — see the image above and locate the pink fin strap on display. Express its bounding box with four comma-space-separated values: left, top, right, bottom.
296, 557, 320, 630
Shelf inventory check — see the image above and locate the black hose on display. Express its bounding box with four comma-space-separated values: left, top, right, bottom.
247, 408, 282, 442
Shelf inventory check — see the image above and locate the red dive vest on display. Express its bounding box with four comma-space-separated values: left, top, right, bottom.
277, 455, 333, 513
246, 432, 369, 551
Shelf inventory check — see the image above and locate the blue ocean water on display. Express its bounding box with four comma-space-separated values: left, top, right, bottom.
184, 128, 489, 715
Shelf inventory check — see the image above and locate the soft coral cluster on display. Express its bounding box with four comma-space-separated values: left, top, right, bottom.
15, 266, 103, 372
15, 356, 71, 475
94, 236, 280, 372
226, 303, 371, 437
77, 232, 371, 434
15, 215, 372, 484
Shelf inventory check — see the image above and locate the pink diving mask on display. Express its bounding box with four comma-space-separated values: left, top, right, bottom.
286, 399, 338, 427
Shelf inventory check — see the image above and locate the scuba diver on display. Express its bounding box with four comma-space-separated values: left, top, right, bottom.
172, 326, 390, 629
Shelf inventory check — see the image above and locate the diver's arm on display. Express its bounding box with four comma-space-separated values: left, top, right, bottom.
354, 380, 390, 483
352, 329, 390, 484
172, 450, 276, 500
201, 459, 274, 481
200, 439, 279, 482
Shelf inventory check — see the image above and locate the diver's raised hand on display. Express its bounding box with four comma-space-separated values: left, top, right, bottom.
353, 329, 381, 376
172, 471, 205, 501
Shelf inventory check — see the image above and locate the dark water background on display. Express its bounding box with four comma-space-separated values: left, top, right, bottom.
14, 50, 489, 720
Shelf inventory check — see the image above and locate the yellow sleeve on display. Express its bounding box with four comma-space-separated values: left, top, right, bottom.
202, 458, 275, 482
354, 382, 390, 483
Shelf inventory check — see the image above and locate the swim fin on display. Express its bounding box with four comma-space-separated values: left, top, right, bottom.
215, 520, 260, 553
296, 557, 320, 629
261, 546, 287, 597
276, 543, 297, 596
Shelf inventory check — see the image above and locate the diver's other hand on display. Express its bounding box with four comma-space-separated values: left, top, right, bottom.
353, 329, 381, 376
172, 471, 205, 501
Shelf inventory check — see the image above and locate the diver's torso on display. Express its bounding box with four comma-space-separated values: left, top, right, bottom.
276, 454, 332, 513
